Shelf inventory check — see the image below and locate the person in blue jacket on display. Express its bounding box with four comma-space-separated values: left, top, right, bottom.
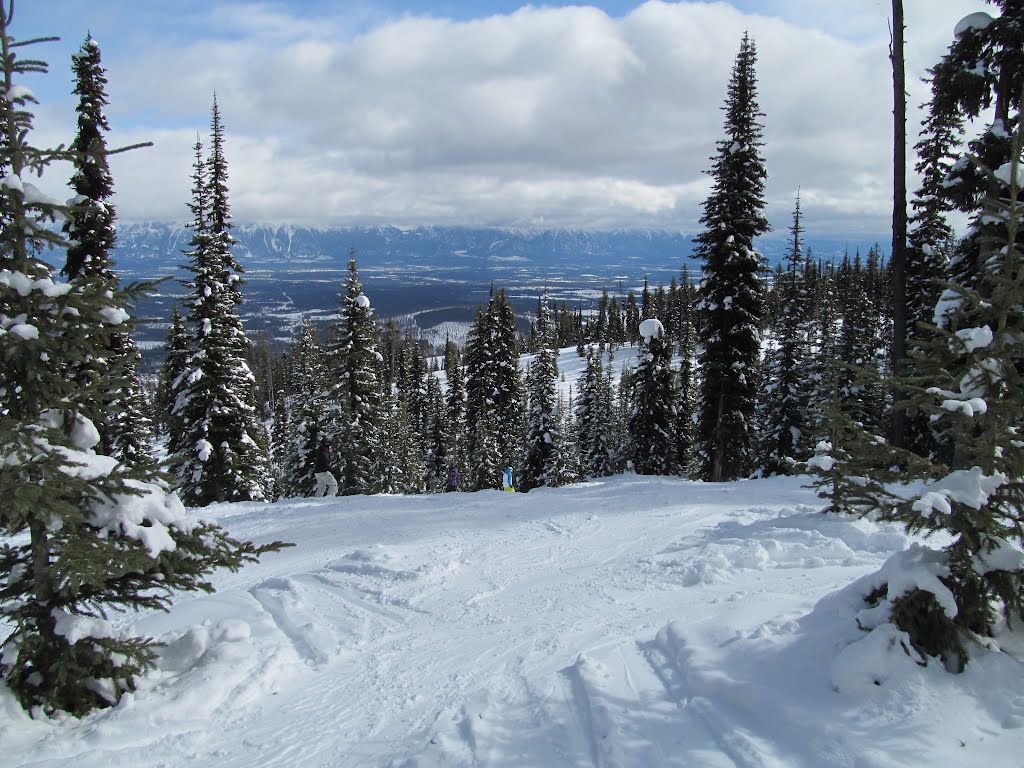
502, 466, 515, 492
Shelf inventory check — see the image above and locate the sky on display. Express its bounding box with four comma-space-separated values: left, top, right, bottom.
19, 0, 990, 236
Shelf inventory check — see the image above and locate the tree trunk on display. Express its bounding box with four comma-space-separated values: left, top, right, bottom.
890, 0, 908, 448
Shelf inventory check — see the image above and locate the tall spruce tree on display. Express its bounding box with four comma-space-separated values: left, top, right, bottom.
672, 270, 697, 476
464, 289, 524, 489
628, 319, 678, 475
694, 32, 769, 482
170, 104, 271, 506
443, 336, 467, 480
836, 256, 886, 434
326, 257, 383, 495
0, 6, 286, 717
62, 35, 153, 466
519, 290, 561, 492
860, 108, 1024, 671
155, 305, 188, 440
422, 373, 448, 491
903, 88, 959, 457
759, 193, 813, 474
277, 318, 328, 498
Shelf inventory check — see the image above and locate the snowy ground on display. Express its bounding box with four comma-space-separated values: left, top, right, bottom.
4, 474, 1023, 767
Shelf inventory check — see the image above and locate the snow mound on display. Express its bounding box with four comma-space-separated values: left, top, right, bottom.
645, 505, 909, 586
954, 11, 993, 38
329, 544, 418, 580
830, 623, 924, 694
639, 317, 663, 341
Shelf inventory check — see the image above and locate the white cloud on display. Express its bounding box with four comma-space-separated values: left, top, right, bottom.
30, 0, 987, 235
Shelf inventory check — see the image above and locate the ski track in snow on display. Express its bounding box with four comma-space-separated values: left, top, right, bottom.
4, 475, 1023, 767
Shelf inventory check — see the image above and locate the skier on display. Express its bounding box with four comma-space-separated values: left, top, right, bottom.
446, 464, 461, 492
314, 438, 339, 497
502, 466, 515, 492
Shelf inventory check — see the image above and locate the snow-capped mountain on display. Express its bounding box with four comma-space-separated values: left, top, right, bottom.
110, 223, 702, 275
108, 222, 875, 277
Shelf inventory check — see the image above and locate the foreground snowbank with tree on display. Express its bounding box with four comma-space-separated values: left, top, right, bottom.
2, 474, 1022, 767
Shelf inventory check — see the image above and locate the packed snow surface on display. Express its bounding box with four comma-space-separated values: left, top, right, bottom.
3, 475, 1023, 767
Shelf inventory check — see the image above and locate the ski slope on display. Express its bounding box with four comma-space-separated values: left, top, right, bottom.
4, 474, 1023, 767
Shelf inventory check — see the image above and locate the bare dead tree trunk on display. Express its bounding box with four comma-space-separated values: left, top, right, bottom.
890, 0, 908, 448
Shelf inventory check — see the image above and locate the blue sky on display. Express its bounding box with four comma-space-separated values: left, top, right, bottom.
22, 0, 986, 234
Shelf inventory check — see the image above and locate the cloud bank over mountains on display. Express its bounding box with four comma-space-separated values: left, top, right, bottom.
30, 1, 981, 235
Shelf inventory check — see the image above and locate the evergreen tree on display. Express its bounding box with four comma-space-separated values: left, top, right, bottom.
835, 257, 886, 434
325, 257, 383, 495
903, 87, 958, 457
155, 305, 188, 440
553, 389, 582, 486
0, 8, 286, 717
277, 318, 328, 498
463, 305, 499, 489
398, 331, 428, 436
464, 289, 524, 489
443, 337, 467, 480
673, 276, 697, 476
62, 35, 153, 466
490, 288, 525, 468
928, 3, 1024, 295
759, 193, 813, 474
422, 373, 447, 491
805, 262, 840, 445
519, 290, 560, 492
864, 99, 1024, 671
628, 319, 678, 475
694, 33, 769, 482
170, 105, 271, 506
574, 348, 601, 477
376, 392, 424, 495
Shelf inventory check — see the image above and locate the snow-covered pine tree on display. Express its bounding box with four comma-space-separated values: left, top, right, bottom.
759, 193, 813, 475
574, 348, 600, 477
325, 256, 383, 495
859, 99, 1024, 671
673, 273, 697, 477
519, 290, 561, 492
628, 318, 678, 475
929, 4, 1024, 295
805, 260, 840, 444
376, 391, 424, 495
398, 331, 428, 437
443, 336, 467, 480
553, 388, 582, 486
835, 255, 886, 434
422, 373, 448, 491
490, 288, 525, 470
62, 35, 154, 467
903, 85, 959, 458
277, 318, 328, 498
0, 7, 287, 716
464, 289, 524, 489
694, 32, 769, 482
170, 103, 271, 506
463, 305, 495, 490
155, 304, 188, 440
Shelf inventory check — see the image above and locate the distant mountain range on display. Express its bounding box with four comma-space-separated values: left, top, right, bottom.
102, 222, 886, 278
